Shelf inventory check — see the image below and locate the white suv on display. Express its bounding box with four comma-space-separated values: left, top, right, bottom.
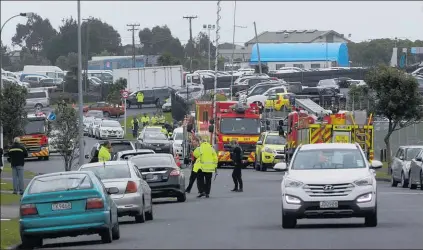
277, 143, 383, 229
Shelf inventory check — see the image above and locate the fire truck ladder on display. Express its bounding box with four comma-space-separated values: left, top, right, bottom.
295, 98, 327, 116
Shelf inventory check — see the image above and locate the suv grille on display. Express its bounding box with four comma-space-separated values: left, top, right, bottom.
303, 183, 354, 197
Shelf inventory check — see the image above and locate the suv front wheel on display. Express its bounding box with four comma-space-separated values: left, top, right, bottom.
364, 207, 378, 227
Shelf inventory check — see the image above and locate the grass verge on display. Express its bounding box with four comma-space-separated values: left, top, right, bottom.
375, 162, 390, 180
0, 193, 21, 205
0, 180, 14, 191
2, 166, 36, 179
0, 218, 21, 250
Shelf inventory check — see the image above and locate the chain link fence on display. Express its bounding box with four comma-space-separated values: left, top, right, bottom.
373, 121, 423, 160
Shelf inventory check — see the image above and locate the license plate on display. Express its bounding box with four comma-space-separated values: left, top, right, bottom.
335, 135, 349, 143
156, 148, 161, 151
146, 175, 159, 181
52, 202, 71, 211
319, 201, 338, 209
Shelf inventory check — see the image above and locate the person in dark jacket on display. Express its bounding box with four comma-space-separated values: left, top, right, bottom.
185, 138, 200, 193
0, 147, 4, 175
8, 137, 28, 195
230, 140, 243, 192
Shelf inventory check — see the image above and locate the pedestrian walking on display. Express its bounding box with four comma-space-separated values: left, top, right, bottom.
136, 91, 144, 109
194, 138, 218, 198
7, 137, 28, 195
131, 115, 140, 138
185, 138, 201, 193
230, 140, 243, 192
98, 141, 112, 162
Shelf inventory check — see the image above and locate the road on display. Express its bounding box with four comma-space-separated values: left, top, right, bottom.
21, 158, 423, 249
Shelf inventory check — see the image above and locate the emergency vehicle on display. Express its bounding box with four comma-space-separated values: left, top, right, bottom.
195, 100, 261, 167
285, 109, 374, 161
13, 112, 50, 160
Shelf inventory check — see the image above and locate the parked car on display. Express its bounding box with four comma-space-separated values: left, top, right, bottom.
138, 126, 166, 140
79, 161, 153, 222
126, 87, 174, 109
407, 148, 423, 190
247, 86, 288, 106
390, 146, 423, 188
20, 171, 120, 248
83, 102, 124, 118
95, 120, 124, 140
85, 110, 104, 118
25, 90, 50, 110
317, 79, 340, 92
88, 118, 103, 137
171, 127, 184, 157
130, 153, 186, 202
85, 140, 138, 163
112, 149, 155, 161
138, 132, 172, 154
278, 143, 383, 228
162, 98, 171, 112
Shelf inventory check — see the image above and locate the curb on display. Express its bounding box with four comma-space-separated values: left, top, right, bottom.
7, 244, 21, 250
376, 177, 390, 182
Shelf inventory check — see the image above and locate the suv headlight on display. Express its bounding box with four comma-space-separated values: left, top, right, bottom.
354, 176, 373, 186
263, 147, 275, 154
284, 178, 303, 188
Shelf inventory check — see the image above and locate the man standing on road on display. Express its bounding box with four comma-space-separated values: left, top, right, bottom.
98, 141, 112, 162
131, 116, 140, 138
194, 138, 218, 198
185, 138, 201, 193
136, 91, 144, 109
7, 137, 28, 195
141, 113, 150, 127
230, 140, 243, 192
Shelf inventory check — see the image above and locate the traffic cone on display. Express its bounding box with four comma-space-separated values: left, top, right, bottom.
174, 152, 181, 168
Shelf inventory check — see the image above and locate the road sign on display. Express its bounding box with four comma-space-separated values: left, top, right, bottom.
48, 112, 56, 121
121, 90, 129, 99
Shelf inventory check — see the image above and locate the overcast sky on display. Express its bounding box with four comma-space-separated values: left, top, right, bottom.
1, 1, 423, 49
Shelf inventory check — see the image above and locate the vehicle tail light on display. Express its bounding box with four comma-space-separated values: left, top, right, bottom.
20, 204, 38, 216
125, 181, 138, 193
86, 198, 104, 209
170, 169, 180, 176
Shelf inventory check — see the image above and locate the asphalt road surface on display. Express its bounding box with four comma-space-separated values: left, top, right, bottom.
21, 157, 423, 249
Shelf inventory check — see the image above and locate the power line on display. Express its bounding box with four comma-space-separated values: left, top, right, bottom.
127, 23, 140, 68
183, 15, 198, 72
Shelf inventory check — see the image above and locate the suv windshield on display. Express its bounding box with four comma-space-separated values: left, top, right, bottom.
174, 132, 183, 140
292, 149, 366, 170
265, 135, 286, 145
220, 118, 260, 135
406, 148, 423, 161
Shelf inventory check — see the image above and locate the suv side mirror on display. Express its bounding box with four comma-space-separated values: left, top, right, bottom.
370, 160, 383, 169
416, 157, 422, 162
256, 141, 263, 145
84, 154, 90, 159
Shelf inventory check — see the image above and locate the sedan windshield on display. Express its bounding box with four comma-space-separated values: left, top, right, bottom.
145, 133, 168, 140
292, 149, 366, 170
29, 173, 92, 194
220, 118, 260, 135
265, 135, 286, 145
102, 121, 121, 127
24, 120, 46, 135
131, 156, 173, 167
82, 164, 131, 180
174, 132, 183, 140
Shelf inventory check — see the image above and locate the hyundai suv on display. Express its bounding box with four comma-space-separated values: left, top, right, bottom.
277, 143, 383, 228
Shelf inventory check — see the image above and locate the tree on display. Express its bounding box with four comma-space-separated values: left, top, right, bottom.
19, 47, 51, 66
365, 65, 423, 165
158, 52, 180, 66
0, 84, 27, 146
347, 85, 376, 112
0, 43, 12, 69
54, 52, 80, 71
12, 14, 57, 57
139, 26, 184, 59
94, 50, 116, 57
107, 78, 127, 105
50, 104, 80, 171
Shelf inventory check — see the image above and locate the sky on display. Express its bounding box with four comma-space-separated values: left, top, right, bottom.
1, 1, 423, 50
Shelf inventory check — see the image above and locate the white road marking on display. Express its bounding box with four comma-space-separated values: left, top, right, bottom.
379, 191, 423, 195
1, 218, 11, 221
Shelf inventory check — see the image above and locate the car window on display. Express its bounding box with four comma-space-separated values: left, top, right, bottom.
144, 133, 168, 140
406, 148, 423, 161
265, 135, 286, 145
28, 173, 92, 194
142, 90, 153, 97
27, 92, 47, 99
97, 103, 107, 107
90, 145, 97, 157
292, 149, 366, 170
81, 164, 131, 180
111, 143, 134, 152
396, 148, 405, 158
275, 88, 286, 93
131, 156, 173, 167
101, 121, 121, 127
154, 89, 169, 96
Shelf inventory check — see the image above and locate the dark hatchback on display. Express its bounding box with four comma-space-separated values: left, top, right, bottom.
138, 132, 172, 153
130, 154, 186, 202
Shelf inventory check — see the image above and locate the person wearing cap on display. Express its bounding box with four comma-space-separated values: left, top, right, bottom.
98, 141, 112, 162
194, 137, 218, 198
7, 137, 28, 195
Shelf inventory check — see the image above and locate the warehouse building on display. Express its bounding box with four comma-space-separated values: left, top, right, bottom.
249, 43, 350, 70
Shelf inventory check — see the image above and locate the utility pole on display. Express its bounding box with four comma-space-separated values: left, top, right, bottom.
77, 0, 85, 166
183, 15, 198, 73
127, 24, 140, 68
203, 24, 215, 70
253, 21, 262, 74
82, 17, 93, 93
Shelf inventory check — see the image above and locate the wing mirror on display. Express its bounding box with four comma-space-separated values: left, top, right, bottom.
274, 162, 288, 171
369, 160, 383, 169
416, 157, 422, 162
107, 187, 119, 195
399, 156, 404, 161
84, 154, 90, 159
169, 137, 174, 141
256, 141, 263, 146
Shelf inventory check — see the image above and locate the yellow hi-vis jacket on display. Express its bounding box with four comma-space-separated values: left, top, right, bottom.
151, 116, 158, 125
193, 142, 218, 173
141, 116, 150, 124
161, 128, 168, 136
158, 115, 166, 124
193, 156, 201, 173
98, 146, 111, 162
137, 92, 144, 102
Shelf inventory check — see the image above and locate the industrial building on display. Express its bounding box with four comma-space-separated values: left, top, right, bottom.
88, 55, 159, 70
249, 43, 350, 70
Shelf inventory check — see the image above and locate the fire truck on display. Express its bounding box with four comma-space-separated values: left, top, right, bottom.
6, 112, 50, 161
285, 109, 374, 161
195, 100, 261, 167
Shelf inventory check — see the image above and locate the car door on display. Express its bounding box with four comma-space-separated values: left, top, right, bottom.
409, 149, 423, 183
392, 148, 405, 180
142, 90, 154, 104
256, 133, 266, 162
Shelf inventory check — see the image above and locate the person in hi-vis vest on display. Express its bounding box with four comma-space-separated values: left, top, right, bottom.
193, 138, 218, 198
136, 91, 144, 109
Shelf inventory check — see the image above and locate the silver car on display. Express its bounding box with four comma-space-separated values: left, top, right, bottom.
390, 146, 423, 188
409, 148, 423, 190
88, 118, 103, 137
78, 161, 154, 223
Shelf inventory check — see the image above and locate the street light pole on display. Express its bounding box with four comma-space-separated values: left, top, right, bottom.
0, 12, 34, 149
203, 24, 215, 70
77, 0, 85, 166
82, 17, 93, 93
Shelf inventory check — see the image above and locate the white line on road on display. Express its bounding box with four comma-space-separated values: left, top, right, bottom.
379, 191, 423, 195
1, 218, 11, 221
